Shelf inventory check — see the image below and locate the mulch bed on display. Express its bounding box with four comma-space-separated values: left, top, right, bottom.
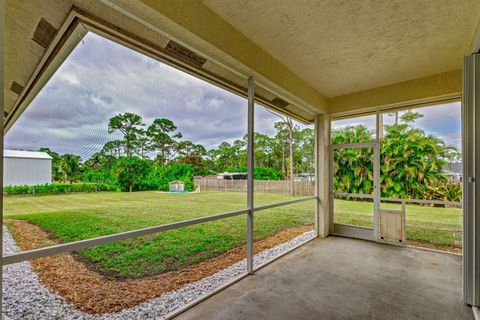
4, 219, 312, 314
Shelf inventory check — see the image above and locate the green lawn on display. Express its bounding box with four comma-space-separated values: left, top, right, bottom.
334, 199, 462, 248
3, 191, 461, 279
4, 191, 314, 279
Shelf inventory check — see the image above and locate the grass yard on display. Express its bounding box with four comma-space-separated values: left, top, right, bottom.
3, 191, 461, 279
334, 199, 462, 249
4, 191, 314, 279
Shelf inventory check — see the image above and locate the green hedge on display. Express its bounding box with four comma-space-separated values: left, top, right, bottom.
82, 159, 195, 192
234, 166, 284, 180
143, 164, 195, 191
3, 183, 118, 195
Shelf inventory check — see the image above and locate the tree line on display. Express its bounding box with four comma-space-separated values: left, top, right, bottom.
39, 110, 461, 201
41, 112, 314, 191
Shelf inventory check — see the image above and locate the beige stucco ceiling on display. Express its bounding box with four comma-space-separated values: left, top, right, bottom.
5, 0, 479, 124
204, 0, 480, 98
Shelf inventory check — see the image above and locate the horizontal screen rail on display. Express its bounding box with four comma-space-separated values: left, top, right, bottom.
253, 196, 316, 212
380, 197, 462, 207
2, 209, 249, 266
333, 192, 374, 199
333, 192, 461, 207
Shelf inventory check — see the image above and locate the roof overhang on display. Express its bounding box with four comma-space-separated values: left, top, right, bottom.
4, 0, 480, 132
4, 0, 324, 135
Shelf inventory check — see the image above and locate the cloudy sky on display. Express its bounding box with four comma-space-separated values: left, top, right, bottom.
6, 32, 460, 160
5, 32, 296, 160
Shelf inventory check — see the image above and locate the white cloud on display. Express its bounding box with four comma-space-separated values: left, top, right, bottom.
58, 72, 80, 86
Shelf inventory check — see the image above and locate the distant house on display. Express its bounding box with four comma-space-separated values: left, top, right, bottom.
444, 162, 463, 182
3, 150, 53, 186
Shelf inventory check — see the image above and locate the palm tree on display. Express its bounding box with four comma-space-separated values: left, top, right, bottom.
60, 154, 82, 183
331, 113, 458, 200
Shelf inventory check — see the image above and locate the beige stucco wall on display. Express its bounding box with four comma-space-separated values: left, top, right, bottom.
327, 70, 462, 115
5, 0, 467, 122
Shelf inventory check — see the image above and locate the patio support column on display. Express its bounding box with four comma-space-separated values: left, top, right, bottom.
246, 77, 254, 274
0, 0, 5, 314
373, 112, 381, 239
315, 113, 330, 237
463, 53, 480, 307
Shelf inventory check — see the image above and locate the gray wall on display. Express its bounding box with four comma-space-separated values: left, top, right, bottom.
3, 157, 52, 186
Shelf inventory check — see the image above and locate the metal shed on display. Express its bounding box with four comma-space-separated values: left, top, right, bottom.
3, 150, 52, 186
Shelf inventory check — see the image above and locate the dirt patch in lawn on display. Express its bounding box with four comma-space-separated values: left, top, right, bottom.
4, 219, 313, 314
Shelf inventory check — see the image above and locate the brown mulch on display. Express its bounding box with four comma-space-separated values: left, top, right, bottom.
406, 240, 462, 254
4, 219, 312, 314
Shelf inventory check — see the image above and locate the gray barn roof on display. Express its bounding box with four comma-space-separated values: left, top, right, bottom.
4, 150, 52, 160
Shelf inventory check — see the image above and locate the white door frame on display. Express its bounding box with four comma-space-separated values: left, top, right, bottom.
330, 141, 381, 241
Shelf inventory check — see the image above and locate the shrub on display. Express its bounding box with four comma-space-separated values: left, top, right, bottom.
422, 180, 462, 202
83, 157, 195, 192
114, 156, 151, 192
81, 168, 117, 185
253, 166, 283, 180
145, 164, 194, 191
225, 166, 283, 180
4, 185, 30, 195
3, 183, 118, 195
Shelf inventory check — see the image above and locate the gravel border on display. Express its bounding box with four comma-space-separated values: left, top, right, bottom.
3, 225, 315, 320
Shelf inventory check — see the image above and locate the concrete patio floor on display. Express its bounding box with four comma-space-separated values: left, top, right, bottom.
175, 236, 473, 320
